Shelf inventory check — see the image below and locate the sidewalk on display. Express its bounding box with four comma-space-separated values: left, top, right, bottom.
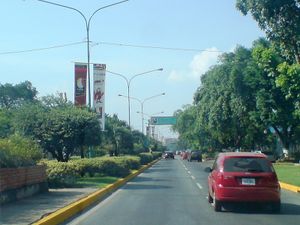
0, 188, 97, 225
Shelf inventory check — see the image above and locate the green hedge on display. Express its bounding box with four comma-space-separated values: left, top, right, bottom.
112, 156, 141, 170
43, 157, 132, 187
43, 160, 78, 188
139, 152, 161, 165
0, 135, 42, 168
43, 154, 160, 188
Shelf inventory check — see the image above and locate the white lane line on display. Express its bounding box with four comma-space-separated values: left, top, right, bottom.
196, 183, 203, 190
191, 176, 195, 180
187, 171, 191, 174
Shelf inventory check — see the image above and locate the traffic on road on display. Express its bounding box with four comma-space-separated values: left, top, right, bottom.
66, 156, 300, 225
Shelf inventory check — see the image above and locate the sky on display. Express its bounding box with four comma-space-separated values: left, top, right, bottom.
0, 0, 265, 139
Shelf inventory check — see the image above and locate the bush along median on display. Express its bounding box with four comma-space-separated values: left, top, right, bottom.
41, 152, 161, 188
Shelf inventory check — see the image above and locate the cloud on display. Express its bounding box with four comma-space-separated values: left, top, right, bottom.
167, 47, 222, 83
189, 47, 221, 79
167, 70, 185, 82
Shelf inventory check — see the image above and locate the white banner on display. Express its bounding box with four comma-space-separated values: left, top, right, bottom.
93, 64, 106, 130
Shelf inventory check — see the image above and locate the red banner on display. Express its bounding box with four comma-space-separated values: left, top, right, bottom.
74, 63, 87, 106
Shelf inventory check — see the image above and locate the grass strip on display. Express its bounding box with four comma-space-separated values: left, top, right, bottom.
273, 163, 300, 187
74, 176, 119, 188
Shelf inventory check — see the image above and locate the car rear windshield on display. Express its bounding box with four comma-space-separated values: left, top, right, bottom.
223, 157, 273, 172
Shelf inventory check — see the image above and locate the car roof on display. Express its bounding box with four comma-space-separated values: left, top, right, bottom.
219, 152, 267, 159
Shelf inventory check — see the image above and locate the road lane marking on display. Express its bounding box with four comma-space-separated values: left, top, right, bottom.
191, 176, 195, 180
196, 183, 203, 190
187, 171, 191, 174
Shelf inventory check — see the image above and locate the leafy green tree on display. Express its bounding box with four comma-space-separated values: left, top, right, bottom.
103, 114, 133, 156
173, 106, 200, 149
175, 40, 299, 156
236, 0, 300, 63
251, 41, 300, 155
0, 109, 13, 138
0, 81, 38, 108
236, 0, 300, 119
12, 102, 101, 162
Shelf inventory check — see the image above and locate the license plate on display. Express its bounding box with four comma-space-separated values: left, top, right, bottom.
242, 178, 255, 185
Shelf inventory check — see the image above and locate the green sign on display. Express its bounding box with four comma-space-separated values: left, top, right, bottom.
150, 116, 177, 125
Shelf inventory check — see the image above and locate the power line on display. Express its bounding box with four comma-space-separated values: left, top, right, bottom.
0, 40, 223, 56
95, 41, 224, 53
0, 41, 85, 55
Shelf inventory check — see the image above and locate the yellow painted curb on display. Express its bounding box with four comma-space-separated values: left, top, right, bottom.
32, 158, 160, 225
279, 181, 300, 193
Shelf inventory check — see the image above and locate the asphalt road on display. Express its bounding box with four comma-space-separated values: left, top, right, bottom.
66, 157, 300, 225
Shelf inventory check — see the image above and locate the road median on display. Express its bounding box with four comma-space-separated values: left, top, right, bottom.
279, 182, 300, 193
32, 158, 160, 225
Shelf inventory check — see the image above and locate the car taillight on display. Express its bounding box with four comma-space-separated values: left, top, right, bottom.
219, 173, 238, 187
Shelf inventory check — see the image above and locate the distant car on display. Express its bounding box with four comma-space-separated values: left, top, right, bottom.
188, 150, 202, 162
206, 152, 281, 212
163, 151, 174, 159
181, 151, 188, 160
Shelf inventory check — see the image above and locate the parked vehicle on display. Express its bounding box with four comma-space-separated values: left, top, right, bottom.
163, 151, 175, 159
206, 152, 281, 212
181, 151, 189, 160
188, 150, 202, 162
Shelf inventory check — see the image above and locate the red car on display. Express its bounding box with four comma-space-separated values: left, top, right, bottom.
207, 152, 281, 212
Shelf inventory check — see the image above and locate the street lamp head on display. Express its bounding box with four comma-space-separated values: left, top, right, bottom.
162, 92, 166, 95
158, 68, 163, 71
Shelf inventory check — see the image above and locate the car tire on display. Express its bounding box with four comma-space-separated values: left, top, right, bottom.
212, 191, 222, 212
208, 193, 213, 203
271, 201, 281, 213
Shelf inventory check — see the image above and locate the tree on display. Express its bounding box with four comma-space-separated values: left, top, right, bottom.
236, 0, 300, 63
12, 102, 101, 162
0, 81, 38, 108
103, 114, 133, 156
236, 0, 300, 116
174, 40, 299, 156
0, 109, 13, 138
251, 40, 300, 156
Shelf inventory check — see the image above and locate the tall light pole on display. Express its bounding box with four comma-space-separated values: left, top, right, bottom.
36, 0, 129, 108
107, 68, 163, 127
118, 93, 165, 133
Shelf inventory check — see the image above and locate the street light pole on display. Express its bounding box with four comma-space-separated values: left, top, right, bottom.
36, 0, 129, 108
107, 68, 163, 127
119, 93, 165, 133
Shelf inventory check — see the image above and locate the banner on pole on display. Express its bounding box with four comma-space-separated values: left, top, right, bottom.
74, 63, 87, 106
93, 64, 106, 130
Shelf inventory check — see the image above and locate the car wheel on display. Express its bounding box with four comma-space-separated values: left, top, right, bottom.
208, 192, 213, 203
212, 191, 222, 212
271, 201, 281, 213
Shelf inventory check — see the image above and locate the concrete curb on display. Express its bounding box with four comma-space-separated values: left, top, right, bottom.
279, 181, 300, 193
32, 159, 160, 225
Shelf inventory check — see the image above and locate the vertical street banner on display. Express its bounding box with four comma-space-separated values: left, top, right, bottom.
74, 63, 87, 106
93, 64, 106, 130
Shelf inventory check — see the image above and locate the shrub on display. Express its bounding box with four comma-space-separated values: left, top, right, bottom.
43, 157, 132, 187
152, 151, 162, 160
43, 160, 77, 188
139, 153, 154, 165
113, 156, 141, 170
98, 157, 130, 177
0, 134, 42, 168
